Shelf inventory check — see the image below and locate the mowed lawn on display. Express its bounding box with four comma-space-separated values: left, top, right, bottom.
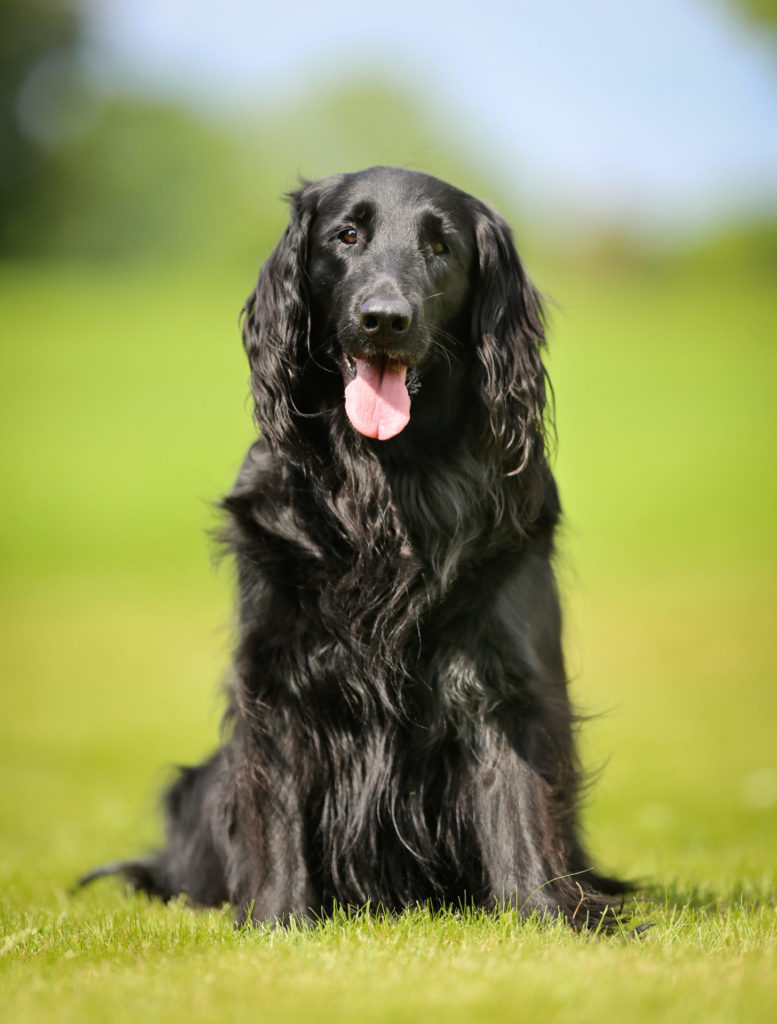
1, 260, 775, 1023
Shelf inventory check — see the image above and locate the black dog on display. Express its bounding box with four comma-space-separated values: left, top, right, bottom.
81, 166, 625, 926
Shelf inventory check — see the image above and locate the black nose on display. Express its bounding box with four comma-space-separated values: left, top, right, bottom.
359, 297, 412, 344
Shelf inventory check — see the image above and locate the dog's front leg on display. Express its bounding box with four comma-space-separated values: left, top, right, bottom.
469, 721, 614, 928
470, 726, 569, 915
224, 746, 320, 927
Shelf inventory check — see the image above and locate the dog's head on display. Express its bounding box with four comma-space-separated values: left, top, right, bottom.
242, 166, 549, 475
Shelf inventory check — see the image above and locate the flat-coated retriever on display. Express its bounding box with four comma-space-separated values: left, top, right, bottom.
81, 166, 625, 926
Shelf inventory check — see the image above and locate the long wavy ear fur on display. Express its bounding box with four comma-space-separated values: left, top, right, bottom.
241, 182, 321, 462
471, 200, 551, 513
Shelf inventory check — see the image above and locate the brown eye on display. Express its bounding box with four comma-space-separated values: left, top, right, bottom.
430, 240, 448, 255
339, 228, 358, 245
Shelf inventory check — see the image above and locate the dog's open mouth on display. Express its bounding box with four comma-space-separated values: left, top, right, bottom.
344, 355, 411, 440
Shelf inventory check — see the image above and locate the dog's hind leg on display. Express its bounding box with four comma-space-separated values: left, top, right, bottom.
77, 751, 230, 907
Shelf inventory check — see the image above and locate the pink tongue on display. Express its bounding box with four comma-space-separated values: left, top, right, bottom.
344, 359, 411, 440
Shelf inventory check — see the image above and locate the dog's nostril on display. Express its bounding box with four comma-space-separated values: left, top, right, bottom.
391, 316, 409, 335
362, 314, 380, 332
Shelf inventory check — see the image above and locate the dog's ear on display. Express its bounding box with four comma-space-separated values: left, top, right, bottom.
241, 181, 321, 462
471, 200, 551, 490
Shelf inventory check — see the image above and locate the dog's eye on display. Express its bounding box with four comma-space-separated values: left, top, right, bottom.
429, 241, 448, 255
339, 228, 358, 245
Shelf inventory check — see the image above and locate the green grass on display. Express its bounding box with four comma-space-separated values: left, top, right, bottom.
3, 899, 776, 1024
1, 260, 775, 1022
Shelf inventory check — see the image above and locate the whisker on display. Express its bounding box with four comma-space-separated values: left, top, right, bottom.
304, 324, 342, 376
425, 326, 464, 375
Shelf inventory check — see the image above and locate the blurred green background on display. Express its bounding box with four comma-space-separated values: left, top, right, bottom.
1, 0, 775, 980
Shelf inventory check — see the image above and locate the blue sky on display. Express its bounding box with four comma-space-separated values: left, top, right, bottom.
83, 0, 777, 236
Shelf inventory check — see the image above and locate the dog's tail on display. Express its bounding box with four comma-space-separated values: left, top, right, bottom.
74, 857, 173, 899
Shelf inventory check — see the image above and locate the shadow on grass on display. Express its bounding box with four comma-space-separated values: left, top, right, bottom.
639, 879, 777, 914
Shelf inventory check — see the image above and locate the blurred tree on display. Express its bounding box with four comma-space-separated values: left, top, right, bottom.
0, 46, 507, 267
0, 0, 85, 253
735, 0, 777, 28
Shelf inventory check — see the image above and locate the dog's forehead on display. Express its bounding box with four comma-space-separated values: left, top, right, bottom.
323, 167, 471, 226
